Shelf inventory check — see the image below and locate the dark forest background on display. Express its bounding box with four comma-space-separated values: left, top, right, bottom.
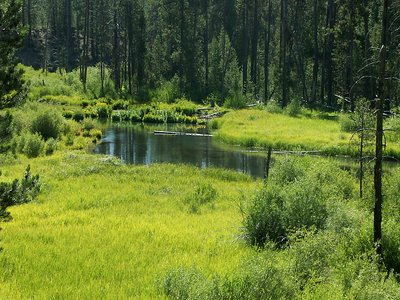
18, 0, 400, 108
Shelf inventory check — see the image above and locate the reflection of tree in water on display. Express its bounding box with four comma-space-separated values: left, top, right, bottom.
95, 125, 267, 178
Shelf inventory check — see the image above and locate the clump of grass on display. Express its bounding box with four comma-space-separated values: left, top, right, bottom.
185, 182, 218, 213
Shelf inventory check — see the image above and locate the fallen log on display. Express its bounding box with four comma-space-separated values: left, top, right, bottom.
154, 131, 213, 137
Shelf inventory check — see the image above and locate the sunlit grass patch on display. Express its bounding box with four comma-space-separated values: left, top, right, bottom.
0, 153, 257, 298
213, 109, 400, 158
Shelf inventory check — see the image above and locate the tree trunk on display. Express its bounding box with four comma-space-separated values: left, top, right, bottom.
250, 0, 259, 93
374, 0, 389, 260
242, 0, 249, 94
264, 0, 272, 103
179, 0, 185, 94
346, 2, 355, 111
280, 0, 288, 107
325, 0, 336, 107
311, 0, 319, 105
204, 0, 209, 95
113, 0, 120, 92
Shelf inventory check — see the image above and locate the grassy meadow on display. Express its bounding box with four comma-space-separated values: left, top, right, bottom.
212, 108, 400, 158
1, 153, 400, 299
0, 153, 257, 299
0, 67, 400, 298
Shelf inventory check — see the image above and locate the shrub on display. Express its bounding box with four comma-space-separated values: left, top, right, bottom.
22, 133, 45, 158
185, 183, 217, 213
31, 109, 64, 140
382, 219, 400, 273
82, 118, 95, 131
90, 129, 102, 141
81, 100, 90, 108
95, 103, 112, 118
154, 76, 180, 103
242, 184, 286, 247
62, 110, 74, 119
0, 165, 41, 222
112, 100, 129, 110
45, 138, 58, 155
161, 259, 294, 300
286, 99, 301, 117
224, 92, 247, 109
243, 157, 353, 248
143, 113, 164, 124
290, 230, 338, 288
340, 114, 356, 132
72, 111, 85, 122
173, 99, 197, 116
265, 100, 283, 114
270, 156, 307, 185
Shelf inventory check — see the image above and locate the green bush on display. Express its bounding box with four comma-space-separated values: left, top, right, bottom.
185, 183, 217, 213
72, 111, 85, 122
95, 103, 112, 118
286, 99, 302, 117
161, 258, 294, 299
243, 157, 354, 248
265, 100, 283, 114
90, 129, 102, 141
62, 110, 74, 119
31, 109, 64, 140
112, 100, 129, 110
22, 133, 45, 158
290, 230, 338, 289
270, 156, 307, 185
382, 219, 400, 273
154, 76, 180, 103
173, 99, 197, 116
224, 92, 247, 109
0, 165, 41, 222
340, 114, 356, 133
242, 184, 286, 247
45, 138, 58, 155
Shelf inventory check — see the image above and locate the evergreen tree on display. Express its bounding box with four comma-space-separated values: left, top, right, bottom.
0, 0, 26, 109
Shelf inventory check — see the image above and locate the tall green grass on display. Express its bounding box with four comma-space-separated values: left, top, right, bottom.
0, 153, 256, 299
212, 109, 400, 158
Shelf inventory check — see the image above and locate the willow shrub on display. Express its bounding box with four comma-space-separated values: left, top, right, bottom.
161, 260, 294, 300
242, 157, 354, 248
31, 108, 64, 140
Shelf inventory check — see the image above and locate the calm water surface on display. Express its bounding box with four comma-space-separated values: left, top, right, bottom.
94, 123, 270, 178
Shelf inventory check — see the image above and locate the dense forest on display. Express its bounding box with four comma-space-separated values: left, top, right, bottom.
18, 0, 400, 108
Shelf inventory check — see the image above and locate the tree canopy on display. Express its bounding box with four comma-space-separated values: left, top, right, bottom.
0, 0, 25, 109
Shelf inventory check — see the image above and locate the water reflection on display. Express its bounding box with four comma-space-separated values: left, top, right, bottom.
94, 123, 269, 178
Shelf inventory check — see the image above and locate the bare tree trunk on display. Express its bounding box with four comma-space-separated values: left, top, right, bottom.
204, 0, 209, 95
243, 0, 249, 94
374, 0, 389, 260
280, 0, 288, 107
113, 0, 120, 92
251, 0, 259, 94
179, 0, 185, 94
346, 2, 355, 111
264, 0, 272, 103
326, 0, 336, 107
311, 0, 319, 105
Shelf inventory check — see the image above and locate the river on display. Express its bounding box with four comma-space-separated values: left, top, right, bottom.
94, 123, 271, 178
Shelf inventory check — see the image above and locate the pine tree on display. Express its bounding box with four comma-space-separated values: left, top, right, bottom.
0, 0, 26, 109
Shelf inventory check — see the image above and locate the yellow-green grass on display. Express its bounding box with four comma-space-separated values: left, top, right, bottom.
214, 109, 400, 158
0, 153, 257, 299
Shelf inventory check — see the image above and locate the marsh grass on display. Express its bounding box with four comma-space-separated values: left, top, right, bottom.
0, 153, 256, 299
213, 109, 400, 158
